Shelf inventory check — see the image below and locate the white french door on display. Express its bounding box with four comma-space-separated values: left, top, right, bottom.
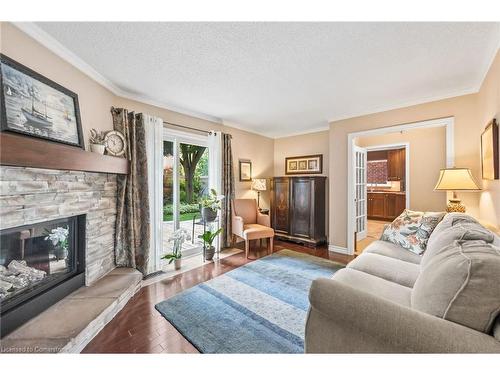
162, 129, 210, 259
353, 145, 367, 240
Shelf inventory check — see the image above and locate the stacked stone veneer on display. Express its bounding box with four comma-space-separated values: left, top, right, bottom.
0, 166, 118, 285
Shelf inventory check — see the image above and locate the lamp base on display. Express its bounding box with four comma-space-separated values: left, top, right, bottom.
446, 199, 466, 213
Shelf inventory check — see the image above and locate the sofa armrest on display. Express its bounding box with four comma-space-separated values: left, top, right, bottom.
257, 212, 270, 227
232, 215, 244, 237
306, 278, 500, 353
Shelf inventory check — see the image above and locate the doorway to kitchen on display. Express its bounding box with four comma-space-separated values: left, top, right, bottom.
345, 116, 454, 256
354, 142, 409, 254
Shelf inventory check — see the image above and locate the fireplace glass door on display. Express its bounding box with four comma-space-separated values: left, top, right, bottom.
0, 216, 80, 313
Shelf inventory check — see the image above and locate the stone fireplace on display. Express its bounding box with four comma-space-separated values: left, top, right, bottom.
0, 166, 118, 336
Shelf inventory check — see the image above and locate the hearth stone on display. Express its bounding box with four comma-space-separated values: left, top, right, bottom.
0, 268, 142, 353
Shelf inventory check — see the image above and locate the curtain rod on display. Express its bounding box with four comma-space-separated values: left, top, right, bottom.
163, 121, 211, 134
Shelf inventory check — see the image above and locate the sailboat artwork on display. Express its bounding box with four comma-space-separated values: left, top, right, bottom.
1, 54, 83, 148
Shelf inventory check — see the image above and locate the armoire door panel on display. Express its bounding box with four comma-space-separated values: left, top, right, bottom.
273, 179, 290, 233
291, 179, 312, 237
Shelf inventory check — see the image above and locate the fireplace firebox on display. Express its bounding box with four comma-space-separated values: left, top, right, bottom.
0, 215, 85, 337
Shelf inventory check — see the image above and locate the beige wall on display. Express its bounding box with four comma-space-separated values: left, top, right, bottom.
329, 50, 500, 248
356, 127, 447, 212
0, 22, 116, 146
0, 22, 275, 207
273, 130, 329, 177
476, 51, 500, 228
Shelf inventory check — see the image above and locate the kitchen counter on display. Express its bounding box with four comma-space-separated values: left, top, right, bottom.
368, 191, 406, 195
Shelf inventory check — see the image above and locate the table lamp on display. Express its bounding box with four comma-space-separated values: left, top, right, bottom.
251, 178, 267, 210
434, 168, 480, 212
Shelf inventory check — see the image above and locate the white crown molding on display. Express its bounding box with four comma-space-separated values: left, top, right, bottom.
272, 125, 330, 139
328, 86, 478, 125
12, 22, 223, 125
474, 25, 500, 92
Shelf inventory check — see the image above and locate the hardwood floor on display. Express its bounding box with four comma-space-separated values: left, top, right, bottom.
82, 240, 353, 354
355, 219, 389, 255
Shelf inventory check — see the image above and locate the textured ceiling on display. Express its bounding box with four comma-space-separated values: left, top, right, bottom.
33, 22, 500, 138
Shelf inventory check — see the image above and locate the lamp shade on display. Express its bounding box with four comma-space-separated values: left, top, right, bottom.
251, 178, 267, 191
434, 168, 480, 191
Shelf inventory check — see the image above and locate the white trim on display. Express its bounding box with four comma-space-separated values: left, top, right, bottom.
346, 117, 454, 255
12, 22, 223, 126
328, 245, 350, 255
328, 88, 478, 125
271, 125, 330, 139
364, 142, 411, 211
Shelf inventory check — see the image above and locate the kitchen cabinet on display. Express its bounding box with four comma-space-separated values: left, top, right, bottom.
368, 193, 406, 220
387, 148, 405, 181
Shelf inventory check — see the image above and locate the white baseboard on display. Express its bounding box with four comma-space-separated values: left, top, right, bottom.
328, 244, 351, 255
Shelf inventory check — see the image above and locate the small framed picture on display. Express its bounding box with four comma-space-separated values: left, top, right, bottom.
481, 119, 499, 180
0, 54, 84, 148
285, 154, 323, 175
239, 160, 252, 181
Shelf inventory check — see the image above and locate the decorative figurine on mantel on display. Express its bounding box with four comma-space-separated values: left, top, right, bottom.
89, 128, 106, 155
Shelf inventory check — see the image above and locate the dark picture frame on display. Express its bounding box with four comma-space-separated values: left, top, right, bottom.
285, 154, 323, 175
481, 118, 499, 180
0, 54, 84, 149
239, 160, 252, 181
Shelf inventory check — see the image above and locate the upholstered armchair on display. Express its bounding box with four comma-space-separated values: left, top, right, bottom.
231, 199, 274, 259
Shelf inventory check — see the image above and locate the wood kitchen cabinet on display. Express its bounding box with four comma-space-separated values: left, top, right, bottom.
368, 193, 406, 220
387, 148, 405, 181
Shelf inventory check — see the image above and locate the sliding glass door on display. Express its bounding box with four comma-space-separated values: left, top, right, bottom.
162, 131, 210, 259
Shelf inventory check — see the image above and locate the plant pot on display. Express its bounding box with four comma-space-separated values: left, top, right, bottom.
90, 143, 105, 155
201, 207, 217, 222
205, 246, 215, 261
174, 258, 182, 270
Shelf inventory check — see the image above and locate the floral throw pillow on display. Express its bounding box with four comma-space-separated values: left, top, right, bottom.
380, 209, 445, 255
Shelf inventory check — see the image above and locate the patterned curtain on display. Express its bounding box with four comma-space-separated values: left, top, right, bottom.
111, 107, 151, 275
221, 133, 235, 248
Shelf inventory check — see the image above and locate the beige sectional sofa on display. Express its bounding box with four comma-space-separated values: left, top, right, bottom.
305, 213, 500, 353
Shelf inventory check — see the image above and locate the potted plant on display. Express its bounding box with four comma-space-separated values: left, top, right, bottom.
199, 189, 225, 222
89, 128, 106, 155
199, 228, 223, 261
161, 228, 190, 270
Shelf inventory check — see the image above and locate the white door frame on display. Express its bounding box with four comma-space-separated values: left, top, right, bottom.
363, 142, 411, 210
345, 117, 455, 255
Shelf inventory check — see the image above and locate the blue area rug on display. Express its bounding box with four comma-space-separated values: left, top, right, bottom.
155, 249, 343, 353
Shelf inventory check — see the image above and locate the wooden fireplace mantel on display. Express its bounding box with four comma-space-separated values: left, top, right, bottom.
0, 133, 129, 175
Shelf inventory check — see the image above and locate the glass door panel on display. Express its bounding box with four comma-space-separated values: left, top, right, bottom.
162, 140, 175, 254
162, 135, 210, 261
178, 143, 209, 257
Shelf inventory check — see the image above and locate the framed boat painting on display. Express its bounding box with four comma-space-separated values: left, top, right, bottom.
285, 154, 323, 175
0, 54, 84, 149
481, 119, 499, 180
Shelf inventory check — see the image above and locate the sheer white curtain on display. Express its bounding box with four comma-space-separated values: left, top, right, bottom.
208, 131, 222, 195
144, 114, 164, 274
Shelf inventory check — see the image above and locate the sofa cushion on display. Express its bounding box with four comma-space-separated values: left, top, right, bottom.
422, 213, 495, 268
347, 253, 420, 288
332, 268, 411, 307
412, 240, 500, 333
363, 240, 421, 264
381, 209, 445, 255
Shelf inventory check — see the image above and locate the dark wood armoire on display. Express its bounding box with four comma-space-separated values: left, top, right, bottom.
270, 176, 327, 246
